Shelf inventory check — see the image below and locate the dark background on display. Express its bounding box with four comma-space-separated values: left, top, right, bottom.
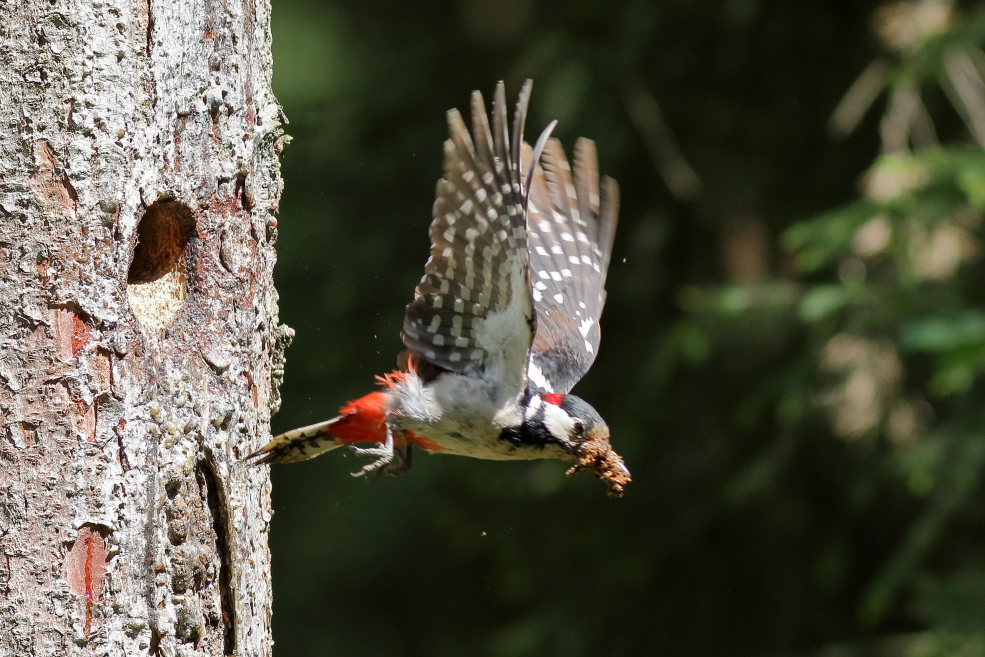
266, 1, 985, 655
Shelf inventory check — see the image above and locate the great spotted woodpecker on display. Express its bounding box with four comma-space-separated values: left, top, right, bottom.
249, 80, 630, 495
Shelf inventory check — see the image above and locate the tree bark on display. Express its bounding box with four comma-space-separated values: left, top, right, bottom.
0, 0, 289, 654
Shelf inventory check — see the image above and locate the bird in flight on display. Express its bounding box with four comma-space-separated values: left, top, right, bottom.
249, 80, 629, 495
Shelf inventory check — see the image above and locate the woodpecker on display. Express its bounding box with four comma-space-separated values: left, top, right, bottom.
249, 80, 630, 495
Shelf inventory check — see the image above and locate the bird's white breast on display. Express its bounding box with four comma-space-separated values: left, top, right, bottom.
388, 369, 547, 461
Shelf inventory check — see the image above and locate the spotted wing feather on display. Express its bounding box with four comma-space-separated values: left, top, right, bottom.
526, 137, 620, 393
402, 82, 532, 379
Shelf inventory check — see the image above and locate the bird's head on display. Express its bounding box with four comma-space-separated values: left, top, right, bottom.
520, 392, 631, 496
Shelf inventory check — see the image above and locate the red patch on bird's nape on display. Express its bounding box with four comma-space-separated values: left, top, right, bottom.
542, 393, 565, 406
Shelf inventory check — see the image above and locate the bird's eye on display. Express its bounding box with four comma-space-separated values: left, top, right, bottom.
573, 421, 585, 435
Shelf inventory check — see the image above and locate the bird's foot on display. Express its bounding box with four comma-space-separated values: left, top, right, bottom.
349, 439, 412, 479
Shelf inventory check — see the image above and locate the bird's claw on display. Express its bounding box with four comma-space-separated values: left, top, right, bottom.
349, 439, 412, 479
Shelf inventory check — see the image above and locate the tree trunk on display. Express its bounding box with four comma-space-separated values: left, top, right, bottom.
0, 0, 289, 654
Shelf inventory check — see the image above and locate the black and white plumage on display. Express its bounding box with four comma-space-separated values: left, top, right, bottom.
248, 80, 630, 495
401, 80, 619, 397
526, 137, 619, 394
401, 81, 541, 388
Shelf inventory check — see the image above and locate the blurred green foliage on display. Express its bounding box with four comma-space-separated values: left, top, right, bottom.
268, 0, 985, 655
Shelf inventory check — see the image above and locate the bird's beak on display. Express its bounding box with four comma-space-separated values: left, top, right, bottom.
565, 424, 631, 497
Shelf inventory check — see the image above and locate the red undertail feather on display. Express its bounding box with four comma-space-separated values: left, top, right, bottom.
245, 391, 390, 464
330, 391, 390, 445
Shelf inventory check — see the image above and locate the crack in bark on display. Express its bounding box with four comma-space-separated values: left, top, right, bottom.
199, 457, 235, 655
115, 420, 130, 472
148, 622, 162, 656
143, 457, 159, 653
235, 172, 253, 212
0, 554, 10, 598
145, 0, 154, 57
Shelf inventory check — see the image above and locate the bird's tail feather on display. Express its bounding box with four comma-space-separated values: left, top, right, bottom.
245, 418, 346, 465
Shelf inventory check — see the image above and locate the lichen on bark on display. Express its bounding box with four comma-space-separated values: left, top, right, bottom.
0, 0, 287, 654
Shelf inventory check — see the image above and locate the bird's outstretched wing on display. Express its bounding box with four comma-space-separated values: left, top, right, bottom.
524, 138, 620, 394
401, 81, 551, 395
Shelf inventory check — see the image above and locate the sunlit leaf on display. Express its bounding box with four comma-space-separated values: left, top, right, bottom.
958, 166, 985, 209
900, 312, 985, 352
798, 285, 847, 323
929, 363, 976, 396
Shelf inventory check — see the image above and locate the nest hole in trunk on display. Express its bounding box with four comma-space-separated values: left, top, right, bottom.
127, 200, 195, 330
